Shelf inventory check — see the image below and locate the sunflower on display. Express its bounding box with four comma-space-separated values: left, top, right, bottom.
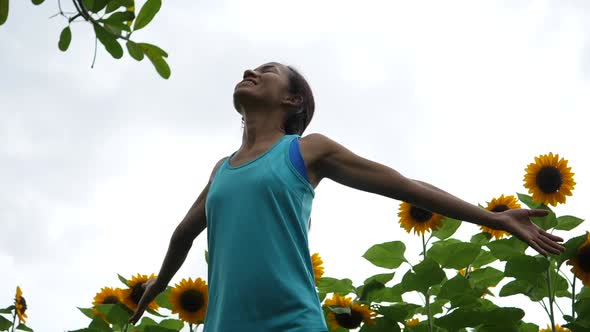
479, 194, 521, 239
92, 287, 125, 319
524, 152, 575, 207
14, 286, 28, 324
323, 293, 377, 330
540, 324, 570, 332
398, 202, 443, 236
311, 253, 324, 285
169, 277, 208, 324
121, 273, 160, 312
404, 318, 419, 327
566, 232, 590, 287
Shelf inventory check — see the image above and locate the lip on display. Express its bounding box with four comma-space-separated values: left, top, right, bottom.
240, 78, 257, 85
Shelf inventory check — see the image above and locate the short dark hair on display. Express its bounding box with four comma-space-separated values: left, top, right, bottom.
282, 65, 315, 135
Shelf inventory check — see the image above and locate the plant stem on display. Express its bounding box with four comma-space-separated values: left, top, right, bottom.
423, 233, 433, 332
11, 311, 16, 332
572, 276, 576, 321
546, 266, 556, 332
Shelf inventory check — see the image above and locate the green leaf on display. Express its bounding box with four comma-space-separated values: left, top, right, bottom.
77, 307, 96, 319
0, 0, 8, 26
499, 279, 533, 298
359, 282, 403, 303
89, 0, 108, 12
58, 26, 72, 51
414, 298, 448, 316
16, 323, 34, 331
518, 322, 539, 332
104, 11, 135, 23
358, 279, 385, 302
516, 193, 557, 230
378, 303, 421, 322
401, 257, 445, 295
133, 316, 158, 332
144, 327, 178, 332
95, 303, 132, 326
486, 236, 528, 261
104, 20, 130, 33
577, 286, 590, 300
89, 316, 112, 331
372, 285, 403, 303
100, 11, 134, 32
118, 273, 130, 286
364, 272, 395, 285
437, 275, 481, 308
154, 287, 172, 310
362, 241, 407, 269
575, 298, 590, 323
31, 0, 44, 4
140, 42, 170, 79
471, 232, 492, 245
204, 249, 209, 264
432, 217, 462, 240
146, 308, 167, 317
359, 316, 401, 332
435, 306, 524, 331
427, 239, 481, 269
556, 233, 587, 268
158, 319, 184, 330
93, 23, 123, 59
504, 254, 549, 283
0, 305, 14, 314
316, 277, 355, 295
0, 315, 12, 331
105, 0, 133, 13
468, 267, 505, 289
556, 215, 585, 231
471, 250, 498, 268
133, 0, 161, 31
138, 42, 167, 57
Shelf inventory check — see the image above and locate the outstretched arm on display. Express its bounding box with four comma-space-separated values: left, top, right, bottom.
306, 133, 565, 256
128, 156, 228, 324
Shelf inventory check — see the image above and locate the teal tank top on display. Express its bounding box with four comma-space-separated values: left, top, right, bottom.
204, 134, 328, 332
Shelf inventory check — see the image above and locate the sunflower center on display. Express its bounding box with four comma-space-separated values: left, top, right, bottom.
535, 166, 563, 194
577, 246, 590, 273
180, 289, 204, 312
18, 297, 27, 313
490, 204, 509, 212
334, 310, 364, 329
103, 296, 120, 305
409, 206, 433, 223
130, 283, 145, 305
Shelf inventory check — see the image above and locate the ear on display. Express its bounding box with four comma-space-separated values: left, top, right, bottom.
282, 94, 303, 110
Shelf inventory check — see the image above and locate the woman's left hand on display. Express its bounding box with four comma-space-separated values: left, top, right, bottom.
495, 208, 565, 257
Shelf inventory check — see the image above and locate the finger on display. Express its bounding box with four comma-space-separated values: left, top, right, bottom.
529, 239, 548, 257
528, 209, 549, 218
539, 234, 566, 254
535, 237, 561, 256
540, 229, 564, 242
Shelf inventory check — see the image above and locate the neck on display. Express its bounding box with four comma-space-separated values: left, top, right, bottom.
239, 105, 287, 150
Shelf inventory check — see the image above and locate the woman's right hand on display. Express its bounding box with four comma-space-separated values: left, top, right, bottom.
128, 278, 163, 325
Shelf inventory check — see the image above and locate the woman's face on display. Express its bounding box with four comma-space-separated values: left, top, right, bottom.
233, 62, 292, 113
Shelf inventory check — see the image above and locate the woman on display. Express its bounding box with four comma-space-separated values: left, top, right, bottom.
128, 62, 565, 331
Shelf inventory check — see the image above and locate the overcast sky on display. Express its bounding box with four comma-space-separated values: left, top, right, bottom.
1, 0, 589, 331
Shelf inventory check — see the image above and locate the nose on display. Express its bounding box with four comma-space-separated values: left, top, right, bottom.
243, 69, 258, 80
